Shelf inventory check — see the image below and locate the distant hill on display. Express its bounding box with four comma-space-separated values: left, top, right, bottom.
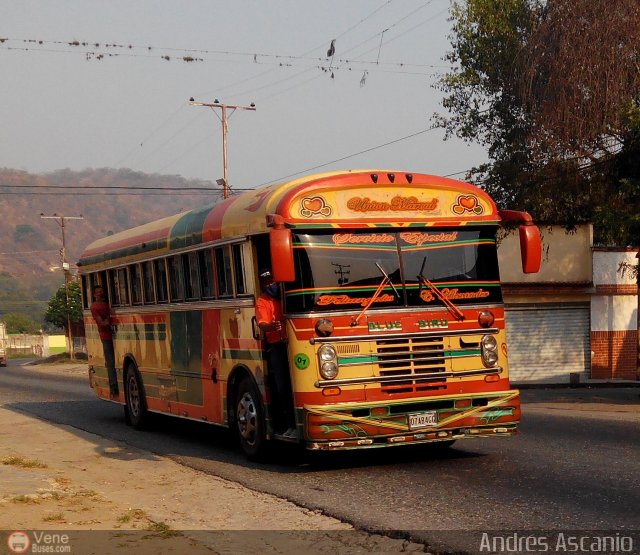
0, 168, 222, 322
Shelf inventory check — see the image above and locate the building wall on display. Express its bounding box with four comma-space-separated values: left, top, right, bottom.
591, 249, 638, 380
499, 225, 593, 284
500, 226, 638, 382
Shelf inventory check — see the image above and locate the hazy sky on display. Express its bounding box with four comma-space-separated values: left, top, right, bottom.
0, 0, 486, 190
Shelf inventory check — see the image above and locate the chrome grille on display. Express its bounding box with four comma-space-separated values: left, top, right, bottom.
375, 336, 446, 394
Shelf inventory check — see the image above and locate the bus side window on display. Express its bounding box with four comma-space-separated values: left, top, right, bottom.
167, 255, 185, 302
117, 267, 130, 306
94, 271, 110, 304
199, 249, 215, 299
142, 261, 156, 304
155, 259, 169, 303
215, 246, 233, 298
109, 269, 120, 306
183, 252, 201, 301
131, 264, 143, 305
81, 275, 90, 309
232, 243, 247, 295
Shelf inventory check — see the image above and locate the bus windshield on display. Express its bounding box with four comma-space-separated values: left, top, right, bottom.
285, 229, 502, 313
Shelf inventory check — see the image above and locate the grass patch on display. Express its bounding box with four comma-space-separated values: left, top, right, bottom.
43, 512, 65, 522
2, 456, 47, 469
6, 350, 38, 359
75, 488, 101, 500
12, 495, 41, 504
146, 521, 182, 538
117, 508, 147, 524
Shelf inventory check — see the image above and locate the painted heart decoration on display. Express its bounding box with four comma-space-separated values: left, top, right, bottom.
303, 197, 323, 212
459, 196, 477, 209
300, 196, 332, 218
452, 195, 483, 215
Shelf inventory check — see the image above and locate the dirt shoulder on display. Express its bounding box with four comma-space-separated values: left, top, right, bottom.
0, 364, 427, 554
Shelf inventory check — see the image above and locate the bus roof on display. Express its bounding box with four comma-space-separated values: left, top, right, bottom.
78, 170, 499, 270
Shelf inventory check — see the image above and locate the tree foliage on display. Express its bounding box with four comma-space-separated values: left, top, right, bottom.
437, 0, 640, 245
44, 281, 83, 332
2, 312, 41, 334
519, 0, 640, 154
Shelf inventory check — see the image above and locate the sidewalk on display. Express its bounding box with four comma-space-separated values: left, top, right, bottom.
0, 363, 426, 555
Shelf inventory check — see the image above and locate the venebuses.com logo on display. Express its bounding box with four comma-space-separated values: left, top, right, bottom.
7, 531, 30, 554
6, 531, 71, 553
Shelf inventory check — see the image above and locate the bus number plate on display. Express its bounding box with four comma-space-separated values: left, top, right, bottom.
408, 411, 438, 430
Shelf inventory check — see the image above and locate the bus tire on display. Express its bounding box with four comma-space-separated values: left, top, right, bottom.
235, 377, 268, 460
124, 364, 149, 430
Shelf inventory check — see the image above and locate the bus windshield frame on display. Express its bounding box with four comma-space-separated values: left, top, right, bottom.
285, 228, 502, 314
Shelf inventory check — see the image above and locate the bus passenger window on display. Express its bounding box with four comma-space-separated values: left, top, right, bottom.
183, 252, 201, 301
199, 249, 215, 299
131, 264, 143, 305
81, 275, 90, 309
117, 268, 130, 306
232, 244, 247, 295
109, 269, 120, 306
167, 255, 185, 302
142, 261, 155, 304
215, 246, 233, 297
155, 259, 169, 303
95, 271, 109, 304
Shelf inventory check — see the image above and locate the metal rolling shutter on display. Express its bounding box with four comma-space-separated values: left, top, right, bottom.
505, 304, 591, 383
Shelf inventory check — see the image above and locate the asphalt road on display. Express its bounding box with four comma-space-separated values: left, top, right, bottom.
2, 359, 639, 554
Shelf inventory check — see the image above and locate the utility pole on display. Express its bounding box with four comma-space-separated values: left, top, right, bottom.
189, 98, 256, 199
40, 213, 84, 359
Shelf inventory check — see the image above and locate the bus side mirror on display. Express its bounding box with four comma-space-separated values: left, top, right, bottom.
519, 224, 542, 273
499, 210, 542, 274
269, 224, 295, 282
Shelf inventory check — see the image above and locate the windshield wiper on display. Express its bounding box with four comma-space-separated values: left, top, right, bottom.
417, 257, 465, 321
351, 262, 400, 327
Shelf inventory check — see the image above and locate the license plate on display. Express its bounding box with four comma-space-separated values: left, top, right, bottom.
408, 411, 438, 430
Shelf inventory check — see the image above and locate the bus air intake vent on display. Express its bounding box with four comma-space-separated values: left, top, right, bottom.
336, 344, 360, 355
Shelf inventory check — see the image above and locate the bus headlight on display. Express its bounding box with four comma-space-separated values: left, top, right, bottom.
321, 362, 339, 379
318, 344, 339, 379
481, 335, 498, 367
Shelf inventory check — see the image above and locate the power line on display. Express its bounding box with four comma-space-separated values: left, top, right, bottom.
2, 125, 444, 196
258, 124, 440, 187
0, 190, 225, 196
0, 184, 218, 191
0, 37, 439, 72
0, 250, 59, 256
101, 1, 439, 177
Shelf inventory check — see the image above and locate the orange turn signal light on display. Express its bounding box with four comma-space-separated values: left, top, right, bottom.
484, 374, 500, 383
322, 387, 341, 397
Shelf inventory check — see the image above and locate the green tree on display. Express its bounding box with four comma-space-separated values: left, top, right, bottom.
437, 0, 640, 245
44, 281, 83, 332
2, 312, 41, 334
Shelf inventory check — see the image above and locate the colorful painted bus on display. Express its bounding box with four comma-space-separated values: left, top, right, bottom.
78, 170, 541, 459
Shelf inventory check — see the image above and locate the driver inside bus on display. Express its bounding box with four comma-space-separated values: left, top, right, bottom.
256, 268, 296, 439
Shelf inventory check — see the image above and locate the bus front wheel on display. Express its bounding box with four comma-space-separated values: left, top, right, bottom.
235, 377, 268, 460
124, 365, 149, 429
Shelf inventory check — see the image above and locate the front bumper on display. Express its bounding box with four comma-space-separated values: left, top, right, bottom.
304, 389, 520, 451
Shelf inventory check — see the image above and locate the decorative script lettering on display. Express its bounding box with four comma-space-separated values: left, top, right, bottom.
400, 232, 459, 245
317, 294, 395, 307
332, 233, 395, 245
347, 196, 439, 213
420, 288, 490, 302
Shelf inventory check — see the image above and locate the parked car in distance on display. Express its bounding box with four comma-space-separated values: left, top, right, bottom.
0, 347, 7, 366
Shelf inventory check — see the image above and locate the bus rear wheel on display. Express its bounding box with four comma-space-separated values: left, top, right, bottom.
124, 365, 149, 429
235, 377, 268, 460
